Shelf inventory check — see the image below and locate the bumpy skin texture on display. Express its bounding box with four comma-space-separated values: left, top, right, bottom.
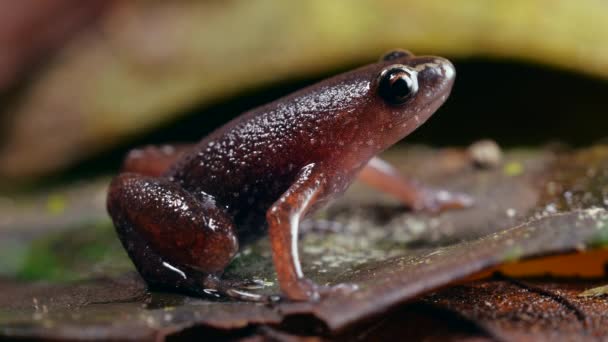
107, 50, 467, 301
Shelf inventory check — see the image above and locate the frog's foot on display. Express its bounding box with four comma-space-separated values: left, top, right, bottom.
222, 288, 275, 302
201, 276, 278, 302
275, 278, 359, 302
413, 188, 474, 213
358, 157, 473, 213
227, 278, 268, 290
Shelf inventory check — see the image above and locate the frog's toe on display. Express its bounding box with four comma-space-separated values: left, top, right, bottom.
222, 278, 270, 290
223, 288, 268, 302
415, 189, 474, 213
206, 278, 276, 302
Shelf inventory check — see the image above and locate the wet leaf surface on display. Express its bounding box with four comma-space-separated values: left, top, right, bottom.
420, 279, 608, 342
0, 145, 607, 340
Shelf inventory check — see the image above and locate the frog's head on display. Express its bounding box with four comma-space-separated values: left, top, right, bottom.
367, 49, 456, 147
272, 48, 455, 165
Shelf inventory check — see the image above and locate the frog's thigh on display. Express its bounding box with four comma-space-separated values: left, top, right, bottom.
107, 173, 238, 292
121, 144, 196, 176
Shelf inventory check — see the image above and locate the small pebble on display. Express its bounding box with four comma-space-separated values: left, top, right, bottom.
468, 139, 503, 168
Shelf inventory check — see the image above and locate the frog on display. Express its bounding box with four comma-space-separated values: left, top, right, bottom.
107, 49, 471, 302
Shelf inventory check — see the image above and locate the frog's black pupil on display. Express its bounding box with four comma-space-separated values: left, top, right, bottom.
378, 69, 415, 105
391, 76, 411, 99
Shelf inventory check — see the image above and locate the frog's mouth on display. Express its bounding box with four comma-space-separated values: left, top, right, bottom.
407, 108, 433, 134
395, 91, 450, 139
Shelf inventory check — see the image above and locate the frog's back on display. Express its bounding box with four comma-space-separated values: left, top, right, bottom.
167, 74, 372, 214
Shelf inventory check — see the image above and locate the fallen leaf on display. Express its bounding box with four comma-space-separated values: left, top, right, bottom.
421, 279, 608, 342
0, 145, 607, 340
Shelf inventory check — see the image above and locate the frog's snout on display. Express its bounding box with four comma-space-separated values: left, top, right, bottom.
414, 57, 455, 96
437, 58, 455, 83
439, 59, 456, 86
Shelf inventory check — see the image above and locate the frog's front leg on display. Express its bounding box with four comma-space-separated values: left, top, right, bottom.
107, 173, 267, 301
267, 163, 354, 301
358, 157, 473, 212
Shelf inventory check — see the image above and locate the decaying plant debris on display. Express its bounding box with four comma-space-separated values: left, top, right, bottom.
0, 145, 607, 340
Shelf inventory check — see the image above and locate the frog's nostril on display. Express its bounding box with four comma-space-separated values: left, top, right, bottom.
439, 59, 456, 81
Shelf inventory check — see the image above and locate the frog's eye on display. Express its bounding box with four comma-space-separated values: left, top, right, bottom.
380, 49, 413, 62
377, 65, 418, 105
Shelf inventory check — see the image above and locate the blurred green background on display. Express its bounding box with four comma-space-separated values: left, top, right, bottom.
0, 0, 607, 190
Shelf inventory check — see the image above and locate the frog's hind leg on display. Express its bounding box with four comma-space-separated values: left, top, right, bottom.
107, 173, 267, 301
358, 157, 473, 212
121, 144, 196, 176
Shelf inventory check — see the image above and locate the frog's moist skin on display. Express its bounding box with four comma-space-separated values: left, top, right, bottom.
107, 49, 471, 302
